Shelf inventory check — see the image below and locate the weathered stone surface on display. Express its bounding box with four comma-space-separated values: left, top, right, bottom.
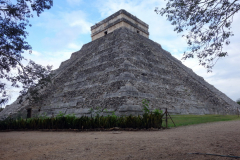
0, 26, 238, 119
91, 9, 149, 40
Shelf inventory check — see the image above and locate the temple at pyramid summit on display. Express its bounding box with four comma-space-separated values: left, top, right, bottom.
91, 10, 149, 41
0, 9, 238, 119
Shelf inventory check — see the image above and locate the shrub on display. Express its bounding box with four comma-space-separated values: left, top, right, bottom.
237, 98, 240, 105
142, 99, 150, 114
0, 112, 163, 130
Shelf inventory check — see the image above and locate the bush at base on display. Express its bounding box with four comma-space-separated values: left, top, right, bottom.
0, 113, 164, 130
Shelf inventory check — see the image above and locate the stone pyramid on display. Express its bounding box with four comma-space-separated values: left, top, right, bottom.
0, 10, 238, 119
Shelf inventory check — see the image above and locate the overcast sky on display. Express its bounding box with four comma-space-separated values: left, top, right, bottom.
5, 0, 240, 106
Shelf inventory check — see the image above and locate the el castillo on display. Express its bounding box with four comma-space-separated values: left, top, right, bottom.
0, 9, 238, 120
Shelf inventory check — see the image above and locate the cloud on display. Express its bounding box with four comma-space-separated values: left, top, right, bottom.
3, 49, 75, 107
68, 42, 83, 50
3, 9, 91, 107
24, 50, 75, 70
179, 13, 240, 102
66, 0, 82, 6
94, 0, 240, 101
31, 50, 41, 56
95, 0, 188, 52
4, 0, 240, 107
36, 10, 92, 51
177, 42, 240, 101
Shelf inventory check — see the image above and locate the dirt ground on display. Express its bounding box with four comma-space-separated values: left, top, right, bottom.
0, 120, 240, 160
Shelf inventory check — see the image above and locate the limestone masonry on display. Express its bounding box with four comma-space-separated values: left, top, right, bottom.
91, 9, 149, 41
0, 10, 238, 119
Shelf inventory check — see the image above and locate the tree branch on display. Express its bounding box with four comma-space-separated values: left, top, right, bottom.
0, 51, 27, 76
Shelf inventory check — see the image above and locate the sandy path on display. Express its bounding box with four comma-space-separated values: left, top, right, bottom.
0, 120, 240, 160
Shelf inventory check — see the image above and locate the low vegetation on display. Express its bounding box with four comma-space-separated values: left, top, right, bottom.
0, 112, 163, 130
1, 98, 239, 130
162, 114, 240, 128
0, 99, 164, 130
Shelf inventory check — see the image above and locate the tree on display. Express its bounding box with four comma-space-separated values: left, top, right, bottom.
0, 0, 53, 106
237, 98, 240, 105
155, 0, 240, 72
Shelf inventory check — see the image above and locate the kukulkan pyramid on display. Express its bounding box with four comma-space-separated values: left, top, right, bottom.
0, 10, 238, 119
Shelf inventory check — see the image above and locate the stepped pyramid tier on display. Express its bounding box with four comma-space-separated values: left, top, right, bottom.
0, 11, 239, 120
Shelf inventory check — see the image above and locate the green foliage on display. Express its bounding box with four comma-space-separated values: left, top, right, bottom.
38, 112, 48, 119
0, 106, 165, 130
89, 108, 94, 116
155, 0, 240, 71
65, 113, 76, 119
236, 98, 240, 105
153, 109, 163, 116
0, 0, 53, 106
95, 107, 103, 116
142, 99, 150, 114
56, 111, 65, 118
0, 112, 164, 130
111, 111, 117, 118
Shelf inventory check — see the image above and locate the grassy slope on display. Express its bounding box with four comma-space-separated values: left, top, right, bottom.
162, 115, 240, 128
